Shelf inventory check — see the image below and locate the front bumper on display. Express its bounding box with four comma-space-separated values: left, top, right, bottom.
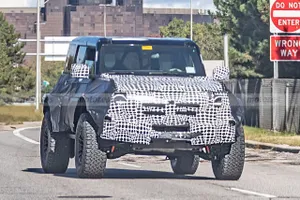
98, 92, 237, 146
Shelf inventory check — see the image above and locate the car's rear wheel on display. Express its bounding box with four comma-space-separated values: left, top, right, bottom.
75, 113, 107, 178
170, 153, 200, 175
211, 124, 245, 180
40, 112, 70, 173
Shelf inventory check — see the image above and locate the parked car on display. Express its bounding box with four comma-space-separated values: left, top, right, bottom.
40, 36, 245, 180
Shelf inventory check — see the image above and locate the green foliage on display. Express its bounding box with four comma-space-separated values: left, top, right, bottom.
159, 18, 262, 77
0, 12, 25, 65
213, 0, 300, 78
0, 12, 34, 103
159, 18, 224, 60
25, 57, 64, 94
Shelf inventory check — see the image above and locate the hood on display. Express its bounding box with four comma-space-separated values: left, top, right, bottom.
101, 74, 225, 94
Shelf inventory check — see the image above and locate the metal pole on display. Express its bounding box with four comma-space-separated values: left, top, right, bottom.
190, 0, 193, 40
224, 33, 229, 68
104, 5, 107, 37
272, 33, 279, 131
36, 0, 41, 111
274, 33, 279, 79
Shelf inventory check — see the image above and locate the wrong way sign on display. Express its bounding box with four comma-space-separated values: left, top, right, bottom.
270, 0, 300, 33
270, 35, 300, 61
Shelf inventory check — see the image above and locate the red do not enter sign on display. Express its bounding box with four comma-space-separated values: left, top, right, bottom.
270, 0, 300, 33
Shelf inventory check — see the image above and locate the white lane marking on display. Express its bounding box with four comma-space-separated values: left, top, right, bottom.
118, 162, 141, 168
230, 187, 277, 198
13, 126, 41, 145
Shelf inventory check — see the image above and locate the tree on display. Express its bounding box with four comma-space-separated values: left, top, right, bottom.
0, 12, 26, 66
26, 57, 65, 93
159, 18, 261, 78
160, 18, 224, 60
0, 12, 35, 103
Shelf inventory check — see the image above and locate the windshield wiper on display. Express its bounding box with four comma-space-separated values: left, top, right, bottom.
107, 71, 135, 75
149, 71, 194, 77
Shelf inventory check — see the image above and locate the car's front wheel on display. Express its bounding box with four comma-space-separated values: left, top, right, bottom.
211, 124, 245, 180
40, 112, 70, 174
75, 113, 107, 178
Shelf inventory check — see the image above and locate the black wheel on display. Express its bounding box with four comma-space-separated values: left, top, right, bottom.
211, 124, 245, 180
75, 113, 107, 178
40, 112, 70, 173
170, 153, 200, 175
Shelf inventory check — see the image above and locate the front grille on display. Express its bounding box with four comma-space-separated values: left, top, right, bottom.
142, 103, 166, 115
152, 124, 190, 132
141, 103, 198, 116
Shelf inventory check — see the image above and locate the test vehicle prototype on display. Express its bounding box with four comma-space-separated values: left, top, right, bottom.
40, 36, 245, 180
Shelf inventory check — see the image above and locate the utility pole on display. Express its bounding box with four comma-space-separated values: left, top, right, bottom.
190, 0, 193, 40
224, 33, 229, 68
36, 0, 41, 111
104, 4, 107, 37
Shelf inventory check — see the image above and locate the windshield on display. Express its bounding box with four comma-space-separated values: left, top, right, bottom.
99, 43, 206, 76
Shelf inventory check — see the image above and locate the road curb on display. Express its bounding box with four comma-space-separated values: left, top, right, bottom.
246, 140, 300, 154
0, 121, 42, 131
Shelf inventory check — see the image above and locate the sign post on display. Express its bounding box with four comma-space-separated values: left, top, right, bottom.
269, 0, 300, 131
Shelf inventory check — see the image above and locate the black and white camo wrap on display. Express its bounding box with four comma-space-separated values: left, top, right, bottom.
99, 74, 236, 146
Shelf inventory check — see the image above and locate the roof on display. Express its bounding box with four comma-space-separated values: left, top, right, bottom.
71, 36, 197, 46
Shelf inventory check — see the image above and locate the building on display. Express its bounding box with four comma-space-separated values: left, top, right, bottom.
1, 0, 214, 58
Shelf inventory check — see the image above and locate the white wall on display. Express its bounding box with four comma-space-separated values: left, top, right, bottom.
0, 0, 44, 8
44, 37, 76, 61
202, 60, 224, 77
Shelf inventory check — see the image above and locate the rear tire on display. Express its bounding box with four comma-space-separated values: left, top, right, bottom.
40, 112, 70, 174
211, 124, 245, 180
75, 113, 107, 178
170, 153, 200, 175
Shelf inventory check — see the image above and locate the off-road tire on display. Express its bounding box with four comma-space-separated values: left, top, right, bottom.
170, 153, 200, 175
40, 112, 70, 173
211, 124, 245, 180
75, 113, 107, 178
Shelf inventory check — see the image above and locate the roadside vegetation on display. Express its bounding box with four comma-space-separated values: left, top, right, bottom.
0, 105, 43, 125
244, 126, 300, 146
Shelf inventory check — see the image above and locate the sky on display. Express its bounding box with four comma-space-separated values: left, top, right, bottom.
1, 0, 216, 10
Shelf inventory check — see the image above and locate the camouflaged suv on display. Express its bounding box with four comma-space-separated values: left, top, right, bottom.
40, 36, 245, 180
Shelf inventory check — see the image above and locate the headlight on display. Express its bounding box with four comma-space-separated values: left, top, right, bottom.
112, 92, 127, 103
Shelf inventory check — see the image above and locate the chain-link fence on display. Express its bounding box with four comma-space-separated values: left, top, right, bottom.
225, 79, 300, 134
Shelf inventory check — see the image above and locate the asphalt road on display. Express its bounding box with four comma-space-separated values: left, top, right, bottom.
1, 128, 300, 200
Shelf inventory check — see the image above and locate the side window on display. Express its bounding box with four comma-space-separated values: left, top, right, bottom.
84, 47, 96, 68
65, 44, 77, 72
76, 46, 87, 64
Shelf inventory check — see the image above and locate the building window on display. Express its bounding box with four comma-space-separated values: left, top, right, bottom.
116, 0, 124, 6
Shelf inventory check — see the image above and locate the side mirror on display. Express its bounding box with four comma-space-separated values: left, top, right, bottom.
71, 64, 89, 78
213, 66, 230, 81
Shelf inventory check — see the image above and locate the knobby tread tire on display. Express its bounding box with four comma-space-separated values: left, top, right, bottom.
170, 153, 200, 175
212, 125, 245, 180
75, 113, 107, 178
40, 112, 70, 174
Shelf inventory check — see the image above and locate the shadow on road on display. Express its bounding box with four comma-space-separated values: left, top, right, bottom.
22, 168, 215, 180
